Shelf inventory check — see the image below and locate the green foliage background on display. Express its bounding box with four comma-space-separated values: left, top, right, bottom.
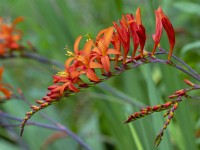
0, 0, 200, 150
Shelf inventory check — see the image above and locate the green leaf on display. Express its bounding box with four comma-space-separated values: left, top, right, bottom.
181, 40, 200, 56
174, 2, 200, 16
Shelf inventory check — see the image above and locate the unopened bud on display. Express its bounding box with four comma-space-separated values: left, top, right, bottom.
184, 79, 195, 87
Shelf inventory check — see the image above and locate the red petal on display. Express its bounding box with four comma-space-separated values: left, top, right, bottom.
136, 25, 146, 57
152, 8, 163, 55
162, 17, 175, 60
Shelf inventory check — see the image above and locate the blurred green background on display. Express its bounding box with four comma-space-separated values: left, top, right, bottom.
0, 0, 200, 150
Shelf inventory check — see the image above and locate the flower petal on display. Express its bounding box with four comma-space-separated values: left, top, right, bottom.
0, 67, 4, 82
136, 8, 142, 25
136, 24, 146, 57
0, 87, 12, 98
86, 69, 99, 82
65, 57, 75, 69
69, 82, 79, 92
92, 47, 101, 55
104, 26, 114, 48
162, 17, 175, 60
107, 48, 120, 55
89, 62, 102, 68
13, 17, 24, 26
74, 36, 82, 55
152, 7, 163, 55
101, 56, 110, 72
84, 39, 93, 61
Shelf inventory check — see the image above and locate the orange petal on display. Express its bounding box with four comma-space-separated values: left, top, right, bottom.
107, 49, 120, 55
86, 69, 99, 82
136, 8, 142, 25
0, 87, 12, 98
89, 62, 102, 68
70, 71, 80, 79
60, 82, 69, 95
101, 56, 110, 72
92, 47, 101, 55
84, 39, 93, 61
104, 26, 114, 48
74, 36, 82, 55
69, 82, 79, 92
96, 28, 106, 41
65, 57, 75, 69
0, 67, 4, 82
13, 17, 24, 26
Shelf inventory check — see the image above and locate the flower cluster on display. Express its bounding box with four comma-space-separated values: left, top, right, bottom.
0, 17, 23, 56
21, 7, 175, 137
0, 67, 13, 100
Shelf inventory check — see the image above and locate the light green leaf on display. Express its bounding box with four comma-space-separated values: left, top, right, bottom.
174, 2, 200, 16
181, 40, 200, 56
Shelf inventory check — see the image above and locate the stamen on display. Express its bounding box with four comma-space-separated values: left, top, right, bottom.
84, 34, 92, 41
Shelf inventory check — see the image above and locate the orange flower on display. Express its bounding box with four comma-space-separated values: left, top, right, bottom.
93, 27, 120, 72
65, 36, 103, 82
0, 67, 13, 99
152, 7, 175, 60
0, 17, 23, 56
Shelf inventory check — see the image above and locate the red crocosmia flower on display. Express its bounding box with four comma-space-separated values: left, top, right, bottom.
152, 7, 175, 60
113, 16, 130, 64
136, 24, 146, 58
93, 27, 120, 73
65, 36, 102, 82
126, 8, 146, 59
0, 17, 23, 56
0, 67, 13, 99
127, 14, 139, 59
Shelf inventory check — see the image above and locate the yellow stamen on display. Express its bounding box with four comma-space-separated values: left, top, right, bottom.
84, 34, 92, 41
56, 71, 68, 77
65, 51, 75, 57
52, 66, 68, 77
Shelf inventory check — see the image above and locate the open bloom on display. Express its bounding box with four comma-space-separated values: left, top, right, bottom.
0, 17, 23, 56
0, 67, 13, 99
93, 26, 120, 72
152, 7, 175, 60
65, 36, 103, 82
